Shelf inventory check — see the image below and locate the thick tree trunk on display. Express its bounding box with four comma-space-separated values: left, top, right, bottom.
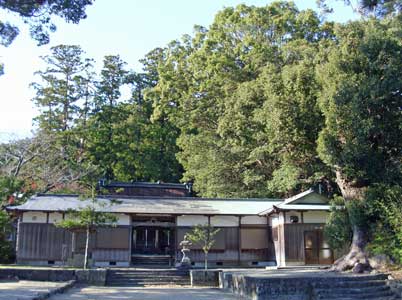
333, 171, 372, 273
332, 224, 371, 272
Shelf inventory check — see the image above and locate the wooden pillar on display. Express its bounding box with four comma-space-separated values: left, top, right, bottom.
128, 215, 133, 265
15, 215, 22, 263
237, 216, 242, 265
266, 215, 271, 260
174, 216, 178, 262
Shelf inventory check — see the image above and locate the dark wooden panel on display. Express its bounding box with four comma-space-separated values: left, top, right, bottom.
92, 249, 130, 261
284, 223, 329, 263
96, 227, 129, 249
225, 227, 238, 251
74, 232, 95, 253
17, 223, 72, 261
241, 228, 268, 249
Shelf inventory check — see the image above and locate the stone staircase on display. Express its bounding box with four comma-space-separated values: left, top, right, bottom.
131, 255, 172, 266
106, 269, 190, 287
312, 273, 399, 300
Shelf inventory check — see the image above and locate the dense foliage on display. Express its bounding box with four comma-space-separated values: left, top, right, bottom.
0, 210, 14, 263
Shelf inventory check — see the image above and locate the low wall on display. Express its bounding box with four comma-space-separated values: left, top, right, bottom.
190, 270, 220, 287
388, 279, 402, 299
220, 272, 313, 300
0, 268, 75, 282
0, 268, 107, 286
75, 269, 107, 285
219, 271, 392, 300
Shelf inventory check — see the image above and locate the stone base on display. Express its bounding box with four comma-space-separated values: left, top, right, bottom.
191, 270, 220, 287
75, 269, 107, 286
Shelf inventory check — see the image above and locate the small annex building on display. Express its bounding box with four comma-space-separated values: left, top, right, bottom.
7, 182, 335, 268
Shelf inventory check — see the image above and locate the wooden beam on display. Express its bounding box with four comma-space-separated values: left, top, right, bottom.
238, 216, 242, 265
128, 215, 133, 266
174, 216, 178, 263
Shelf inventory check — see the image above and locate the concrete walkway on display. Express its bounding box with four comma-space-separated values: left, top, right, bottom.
0, 280, 67, 300
49, 286, 240, 300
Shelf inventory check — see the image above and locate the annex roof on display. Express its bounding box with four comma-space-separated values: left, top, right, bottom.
258, 190, 331, 216
7, 194, 283, 216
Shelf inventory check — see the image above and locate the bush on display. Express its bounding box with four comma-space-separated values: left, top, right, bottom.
324, 196, 352, 250
366, 185, 402, 265
0, 211, 15, 263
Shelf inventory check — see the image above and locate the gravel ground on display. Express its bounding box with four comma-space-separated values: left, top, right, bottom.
0, 280, 68, 300
48, 285, 240, 300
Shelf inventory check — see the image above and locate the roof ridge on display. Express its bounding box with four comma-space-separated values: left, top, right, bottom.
35, 193, 283, 202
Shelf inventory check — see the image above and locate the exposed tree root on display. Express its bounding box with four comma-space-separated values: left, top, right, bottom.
332, 248, 372, 273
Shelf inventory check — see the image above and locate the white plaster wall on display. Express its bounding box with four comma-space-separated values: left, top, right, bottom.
270, 214, 280, 227
303, 211, 329, 223
278, 212, 285, 225
48, 212, 63, 224
117, 214, 130, 225
211, 215, 238, 227
241, 216, 267, 225
284, 211, 302, 224
22, 212, 47, 223
177, 215, 208, 226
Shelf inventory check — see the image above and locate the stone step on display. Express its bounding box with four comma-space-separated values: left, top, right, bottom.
314, 279, 388, 289
107, 276, 189, 281
315, 288, 395, 299
315, 274, 389, 282
106, 269, 190, 287
131, 256, 171, 266
107, 279, 190, 286
315, 283, 390, 295
108, 270, 188, 274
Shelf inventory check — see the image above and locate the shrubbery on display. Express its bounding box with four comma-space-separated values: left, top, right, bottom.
0, 211, 15, 263
324, 196, 352, 251
366, 185, 402, 265
325, 185, 402, 265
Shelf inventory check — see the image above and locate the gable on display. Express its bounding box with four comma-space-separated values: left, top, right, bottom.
290, 192, 329, 205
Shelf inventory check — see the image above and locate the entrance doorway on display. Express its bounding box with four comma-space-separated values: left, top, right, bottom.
304, 230, 333, 265
132, 227, 173, 255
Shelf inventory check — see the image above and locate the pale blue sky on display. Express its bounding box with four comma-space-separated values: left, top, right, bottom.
0, 0, 357, 141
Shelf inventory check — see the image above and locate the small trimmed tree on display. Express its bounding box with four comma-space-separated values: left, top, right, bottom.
186, 224, 220, 270
56, 188, 117, 269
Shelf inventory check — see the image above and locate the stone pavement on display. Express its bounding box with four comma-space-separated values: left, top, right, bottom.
48, 285, 240, 300
0, 280, 67, 300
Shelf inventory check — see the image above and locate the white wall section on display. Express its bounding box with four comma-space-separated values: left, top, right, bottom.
22, 212, 47, 223
241, 216, 267, 225
48, 212, 63, 224
210, 215, 238, 227
177, 215, 208, 226
303, 211, 328, 223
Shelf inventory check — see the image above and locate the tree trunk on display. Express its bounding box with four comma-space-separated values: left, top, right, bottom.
84, 227, 90, 270
204, 251, 208, 271
332, 171, 371, 273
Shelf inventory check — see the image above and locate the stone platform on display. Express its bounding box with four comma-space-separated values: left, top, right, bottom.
219, 268, 398, 300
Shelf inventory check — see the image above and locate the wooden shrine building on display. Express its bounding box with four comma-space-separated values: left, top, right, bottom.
7, 182, 336, 267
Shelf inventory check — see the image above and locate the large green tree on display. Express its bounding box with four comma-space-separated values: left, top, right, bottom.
86, 55, 128, 180
148, 2, 334, 197
32, 45, 94, 134
317, 18, 402, 271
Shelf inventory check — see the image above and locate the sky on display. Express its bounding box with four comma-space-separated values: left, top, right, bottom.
0, 0, 357, 142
